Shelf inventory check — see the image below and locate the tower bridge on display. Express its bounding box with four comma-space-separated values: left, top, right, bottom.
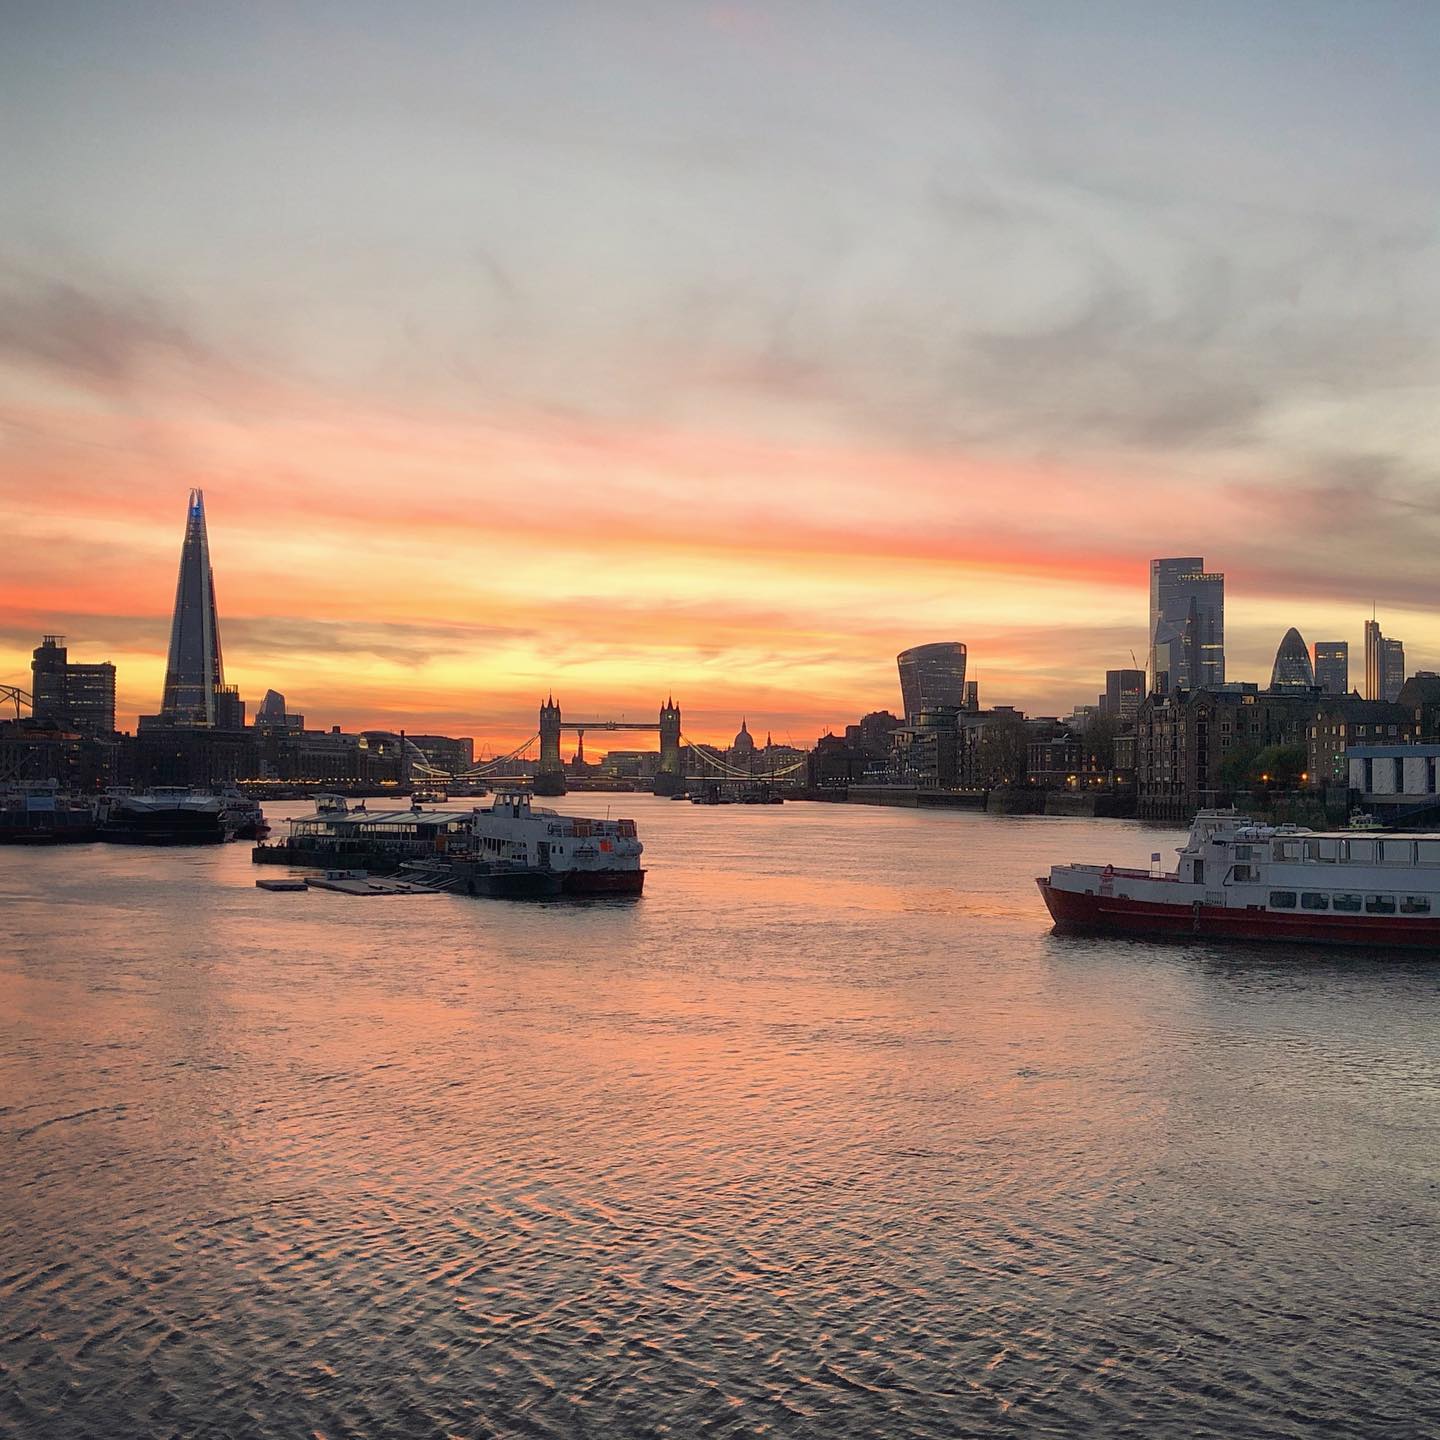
539, 696, 682, 777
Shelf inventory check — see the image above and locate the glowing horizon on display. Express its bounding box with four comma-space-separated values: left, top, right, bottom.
4, 4, 1440, 748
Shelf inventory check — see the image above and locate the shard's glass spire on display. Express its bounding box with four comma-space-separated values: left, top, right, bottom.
160, 489, 225, 725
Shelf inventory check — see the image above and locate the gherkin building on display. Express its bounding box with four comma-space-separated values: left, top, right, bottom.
1269, 627, 1315, 689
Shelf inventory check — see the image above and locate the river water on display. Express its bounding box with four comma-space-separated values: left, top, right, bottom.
2, 798, 1438, 1438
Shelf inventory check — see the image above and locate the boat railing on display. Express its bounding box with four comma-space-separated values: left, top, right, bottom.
1063, 862, 1174, 880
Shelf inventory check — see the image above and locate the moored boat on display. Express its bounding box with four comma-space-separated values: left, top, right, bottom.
469, 791, 644, 894
0, 787, 98, 844
97, 788, 240, 845
220, 789, 269, 839
1038, 809, 1440, 948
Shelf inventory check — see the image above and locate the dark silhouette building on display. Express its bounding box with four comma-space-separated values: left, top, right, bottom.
1306, 698, 1414, 788
1137, 688, 1317, 820
136, 490, 252, 783
1269, 628, 1316, 689
897, 642, 967, 723
1365, 618, 1406, 704
158, 489, 235, 726
1103, 668, 1145, 721
659, 697, 682, 776
1313, 641, 1348, 696
408, 734, 474, 772
30, 635, 116, 735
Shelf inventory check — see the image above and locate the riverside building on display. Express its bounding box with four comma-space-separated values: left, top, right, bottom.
30, 635, 116, 735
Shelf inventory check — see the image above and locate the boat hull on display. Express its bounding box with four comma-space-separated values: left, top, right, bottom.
0, 822, 97, 845
1038, 878, 1440, 949
467, 869, 564, 899
560, 868, 645, 895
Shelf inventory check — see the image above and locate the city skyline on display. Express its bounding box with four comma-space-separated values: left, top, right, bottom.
3, 486, 1429, 747
5, 5, 1440, 745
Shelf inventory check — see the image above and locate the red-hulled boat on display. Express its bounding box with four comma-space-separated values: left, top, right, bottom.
1039, 810, 1440, 948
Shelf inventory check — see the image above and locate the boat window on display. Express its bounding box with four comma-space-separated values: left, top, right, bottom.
1365, 895, 1397, 915
1272, 841, 1300, 862
1305, 839, 1340, 862
1381, 840, 1415, 865
1269, 891, 1297, 909
1231, 864, 1255, 883
1344, 841, 1376, 864
1401, 896, 1432, 914
1332, 894, 1363, 912
1234, 844, 1254, 861
1301, 893, 1330, 911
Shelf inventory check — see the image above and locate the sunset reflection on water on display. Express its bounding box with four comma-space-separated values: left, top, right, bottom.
3, 799, 1438, 1438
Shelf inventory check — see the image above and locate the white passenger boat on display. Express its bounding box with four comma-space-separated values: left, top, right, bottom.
470, 792, 644, 894
1039, 809, 1440, 948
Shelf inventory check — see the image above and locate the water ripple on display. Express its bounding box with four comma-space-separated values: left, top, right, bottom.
2, 802, 1439, 1437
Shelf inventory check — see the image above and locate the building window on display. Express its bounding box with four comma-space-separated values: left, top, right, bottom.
1269, 891, 1297, 909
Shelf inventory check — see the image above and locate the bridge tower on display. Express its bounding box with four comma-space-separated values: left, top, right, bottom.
659, 696, 682, 775
539, 694, 563, 775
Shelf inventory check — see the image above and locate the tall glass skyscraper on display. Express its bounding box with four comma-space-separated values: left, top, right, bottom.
1313, 641, 1348, 696
1269, 628, 1315, 688
160, 489, 227, 726
1363, 620, 1404, 703
897, 642, 967, 723
1149, 557, 1224, 694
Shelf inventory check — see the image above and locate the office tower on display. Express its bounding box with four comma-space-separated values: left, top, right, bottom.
1363, 619, 1406, 703
1104, 668, 1146, 721
30, 634, 116, 734
1269, 628, 1315, 689
1364, 620, 1380, 701
1313, 641, 1348, 696
160, 489, 227, 726
1149, 558, 1224, 694
897, 642, 967, 723
1381, 637, 1406, 704
963, 680, 979, 712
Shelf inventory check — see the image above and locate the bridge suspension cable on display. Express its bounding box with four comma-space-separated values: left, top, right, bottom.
678, 734, 807, 781
408, 734, 540, 780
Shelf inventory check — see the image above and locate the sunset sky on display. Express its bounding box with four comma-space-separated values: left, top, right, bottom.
4, 2, 1440, 749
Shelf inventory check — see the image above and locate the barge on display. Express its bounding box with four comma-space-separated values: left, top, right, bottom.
253, 791, 645, 896
1039, 809, 1440, 948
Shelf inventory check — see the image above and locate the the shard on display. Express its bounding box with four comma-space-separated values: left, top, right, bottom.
160, 489, 226, 725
